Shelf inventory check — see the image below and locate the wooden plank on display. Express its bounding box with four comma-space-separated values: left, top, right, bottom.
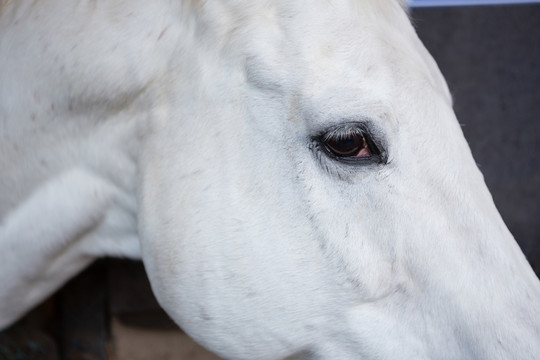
107, 259, 175, 329
58, 260, 108, 360
0, 327, 58, 360
110, 316, 222, 360
106, 259, 223, 359
0, 299, 59, 360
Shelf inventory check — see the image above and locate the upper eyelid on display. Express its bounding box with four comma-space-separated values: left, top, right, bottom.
320, 125, 367, 142
312, 121, 371, 142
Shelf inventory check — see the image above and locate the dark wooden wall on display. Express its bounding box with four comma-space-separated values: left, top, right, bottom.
1, 4, 538, 359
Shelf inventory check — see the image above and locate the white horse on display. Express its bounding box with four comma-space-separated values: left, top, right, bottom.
0, 0, 539, 358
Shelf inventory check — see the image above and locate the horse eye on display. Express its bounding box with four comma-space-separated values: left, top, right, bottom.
323, 132, 372, 158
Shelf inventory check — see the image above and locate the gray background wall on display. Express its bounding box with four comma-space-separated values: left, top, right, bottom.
412, 5, 540, 276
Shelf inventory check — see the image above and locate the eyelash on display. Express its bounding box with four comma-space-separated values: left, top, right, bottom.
320, 125, 366, 143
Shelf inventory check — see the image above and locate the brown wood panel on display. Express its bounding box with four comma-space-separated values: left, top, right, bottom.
58, 261, 108, 360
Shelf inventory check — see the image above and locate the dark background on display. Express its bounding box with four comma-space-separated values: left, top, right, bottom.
413, 5, 540, 275
1, 4, 539, 359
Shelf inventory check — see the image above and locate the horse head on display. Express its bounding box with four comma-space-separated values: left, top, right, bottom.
1, 1, 538, 359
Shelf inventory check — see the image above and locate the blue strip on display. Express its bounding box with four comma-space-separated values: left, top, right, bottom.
409, 0, 540, 7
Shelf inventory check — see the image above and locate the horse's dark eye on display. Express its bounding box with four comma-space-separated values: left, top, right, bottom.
324, 132, 372, 158
313, 123, 385, 166
325, 134, 370, 157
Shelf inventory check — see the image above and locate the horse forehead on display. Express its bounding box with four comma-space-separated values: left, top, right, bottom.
237, 2, 420, 123
237, 1, 415, 85
241, 1, 407, 49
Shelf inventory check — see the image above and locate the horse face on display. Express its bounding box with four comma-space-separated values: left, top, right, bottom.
139, 1, 540, 359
